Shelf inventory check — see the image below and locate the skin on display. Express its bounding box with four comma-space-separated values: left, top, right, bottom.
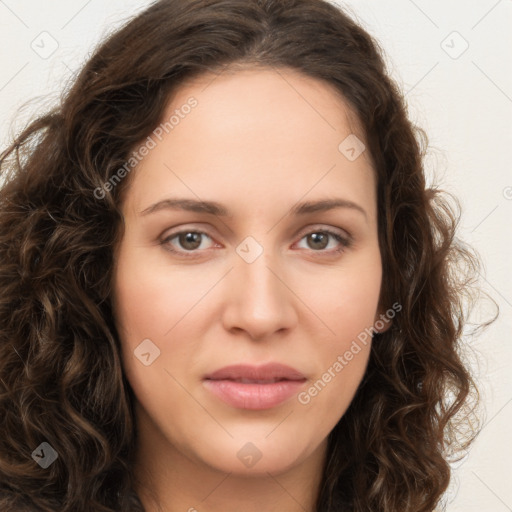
111, 66, 390, 512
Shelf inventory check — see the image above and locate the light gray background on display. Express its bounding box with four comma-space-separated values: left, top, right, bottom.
1, 1, 511, 510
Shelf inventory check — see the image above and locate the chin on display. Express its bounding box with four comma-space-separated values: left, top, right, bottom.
193, 433, 313, 476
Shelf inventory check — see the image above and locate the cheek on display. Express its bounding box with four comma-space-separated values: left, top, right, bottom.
300, 254, 382, 342
112, 247, 171, 375
112, 256, 184, 417
114, 275, 172, 342
293, 255, 380, 417
296, 271, 378, 423
112, 245, 211, 343
298, 342, 370, 440
112, 246, 217, 395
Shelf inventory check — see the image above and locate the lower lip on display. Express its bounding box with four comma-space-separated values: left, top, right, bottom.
203, 379, 306, 410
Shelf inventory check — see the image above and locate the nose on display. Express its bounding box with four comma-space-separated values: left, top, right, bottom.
221, 248, 298, 341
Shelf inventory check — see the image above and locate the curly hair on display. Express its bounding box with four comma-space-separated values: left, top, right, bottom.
0, 0, 494, 510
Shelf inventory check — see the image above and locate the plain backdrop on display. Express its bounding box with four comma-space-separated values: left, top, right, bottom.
1, 1, 511, 510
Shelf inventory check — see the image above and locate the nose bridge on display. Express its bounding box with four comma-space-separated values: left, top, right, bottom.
222, 238, 297, 338
237, 242, 284, 311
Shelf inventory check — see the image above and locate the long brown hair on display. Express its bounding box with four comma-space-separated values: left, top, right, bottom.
0, 1, 494, 510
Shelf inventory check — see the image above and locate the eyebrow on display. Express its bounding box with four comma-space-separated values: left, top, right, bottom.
139, 197, 367, 219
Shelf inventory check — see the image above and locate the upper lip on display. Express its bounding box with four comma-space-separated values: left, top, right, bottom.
204, 363, 306, 382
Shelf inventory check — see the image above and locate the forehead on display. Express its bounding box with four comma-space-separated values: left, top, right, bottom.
123, 66, 376, 220
172, 65, 365, 140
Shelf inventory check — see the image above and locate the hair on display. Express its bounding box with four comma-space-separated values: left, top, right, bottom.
0, 0, 495, 510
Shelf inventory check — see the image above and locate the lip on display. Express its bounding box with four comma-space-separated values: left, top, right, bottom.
203, 363, 307, 410
204, 363, 306, 382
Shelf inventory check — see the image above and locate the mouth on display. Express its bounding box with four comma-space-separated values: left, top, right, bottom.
203, 363, 307, 410
214, 378, 293, 384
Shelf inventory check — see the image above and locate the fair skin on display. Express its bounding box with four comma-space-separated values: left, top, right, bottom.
112, 66, 390, 512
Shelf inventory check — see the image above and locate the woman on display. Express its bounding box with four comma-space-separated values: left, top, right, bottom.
0, 0, 490, 510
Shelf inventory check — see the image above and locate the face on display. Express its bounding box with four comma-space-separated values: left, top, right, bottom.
112, 66, 388, 477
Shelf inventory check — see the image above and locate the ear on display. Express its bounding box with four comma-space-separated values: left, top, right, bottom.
372, 308, 393, 334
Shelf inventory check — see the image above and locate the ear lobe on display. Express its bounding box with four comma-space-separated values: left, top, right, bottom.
373, 310, 393, 334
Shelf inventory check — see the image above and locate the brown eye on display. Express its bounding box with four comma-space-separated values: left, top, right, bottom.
296, 229, 351, 254
306, 232, 329, 250
177, 232, 203, 250
162, 230, 214, 255
161, 227, 351, 259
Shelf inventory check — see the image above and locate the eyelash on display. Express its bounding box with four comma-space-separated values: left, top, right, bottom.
160, 227, 352, 258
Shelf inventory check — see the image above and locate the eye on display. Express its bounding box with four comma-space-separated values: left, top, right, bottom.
160, 226, 352, 258
161, 230, 215, 255
295, 229, 352, 254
